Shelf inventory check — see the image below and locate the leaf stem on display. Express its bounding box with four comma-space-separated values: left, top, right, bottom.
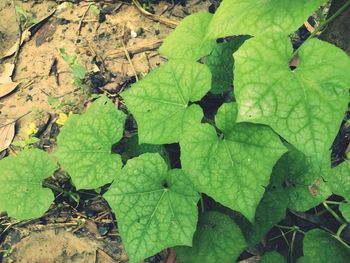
200, 193, 205, 213
323, 202, 345, 224
42, 182, 80, 203
291, 0, 350, 59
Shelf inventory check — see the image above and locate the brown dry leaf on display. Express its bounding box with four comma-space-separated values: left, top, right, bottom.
0, 10, 55, 59
0, 63, 19, 98
0, 122, 15, 152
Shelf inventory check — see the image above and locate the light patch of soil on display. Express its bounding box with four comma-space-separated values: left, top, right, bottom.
6, 228, 123, 263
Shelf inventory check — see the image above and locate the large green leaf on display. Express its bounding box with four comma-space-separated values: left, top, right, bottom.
207, 0, 326, 38
56, 96, 126, 190
339, 203, 350, 222
234, 35, 350, 163
243, 148, 331, 246
175, 211, 246, 263
104, 153, 199, 263
297, 229, 350, 263
0, 149, 57, 220
328, 160, 350, 202
180, 102, 286, 222
122, 61, 211, 144
205, 36, 249, 94
159, 12, 216, 61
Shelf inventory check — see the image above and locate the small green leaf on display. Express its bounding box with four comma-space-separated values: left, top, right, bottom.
208, 0, 326, 38
260, 251, 286, 263
0, 149, 57, 219
175, 211, 246, 263
297, 229, 350, 263
234, 35, 350, 163
122, 61, 211, 144
104, 153, 199, 263
56, 96, 126, 190
205, 36, 249, 94
159, 12, 216, 61
180, 102, 286, 222
328, 160, 350, 202
339, 203, 350, 221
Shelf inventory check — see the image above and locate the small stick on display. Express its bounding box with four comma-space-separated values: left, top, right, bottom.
75, 4, 92, 44
121, 26, 139, 81
131, 0, 179, 28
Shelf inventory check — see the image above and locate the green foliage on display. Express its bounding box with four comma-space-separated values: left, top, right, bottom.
260, 251, 286, 263
205, 36, 249, 94
104, 153, 199, 263
180, 102, 286, 222
2, 1, 350, 262
207, 0, 326, 38
56, 96, 126, 190
297, 229, 350, 263
121, 60, 211, 144
234, 35, 350, 163
0, 149, 56, 219
159, 12, 216, 61
175, 211, 246, 263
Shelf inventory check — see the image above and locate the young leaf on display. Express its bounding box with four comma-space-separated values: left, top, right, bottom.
159, 12, 216, 61
205, 36, 249, 94
339, 203, 350, 222
0, 149, 57, 219
180, 102, 286, 222
328, 160, 350, 202
175, 211, 246, 263
207, 0, 326, 38
243, 148, 331, 246
260, 251, 286, 263
297, 229, 350, 262
56, 96, 126, 190
104, 153, 199, 263
234, 35, 350, 163
122, 61, 211, 144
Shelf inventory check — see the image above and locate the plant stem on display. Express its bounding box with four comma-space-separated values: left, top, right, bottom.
42, 182, 80, 203
291, 0, 350, 58
200, 193, 205, 213
323, 202, 345, 224
290, 230, 297, 263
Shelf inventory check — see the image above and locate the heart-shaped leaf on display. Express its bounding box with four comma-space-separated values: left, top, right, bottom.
180, 102, 286, 222
122, 61, 211, 144
56, 96, 126, 190
234, 35, 350, 163
0, 149, 57, 219
104, 153, 199, 263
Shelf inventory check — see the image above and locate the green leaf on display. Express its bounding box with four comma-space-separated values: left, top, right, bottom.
122, 61, 211, 144
260, 251, 286, 263
234, 35, 350, 163
56, 96, 126, 190
180, 102, 286, 222
339, 203, 350, 221
0, 149, 57, 219
328, 160, 350, 202
243, 148, 331, 245
205, 36, 249, 94
297, 229, 350, 263
207, 0, 326, 38
175, 211, 246, 263
159, 12, 216, 61
104, 153, 199, 263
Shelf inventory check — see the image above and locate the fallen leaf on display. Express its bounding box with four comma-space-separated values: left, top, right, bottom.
0, 122, 15, 152
0, 63, 19, 98
0, 10, 56, 59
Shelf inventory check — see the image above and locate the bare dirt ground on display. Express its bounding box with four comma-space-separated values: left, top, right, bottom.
0, 0, 212, 262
